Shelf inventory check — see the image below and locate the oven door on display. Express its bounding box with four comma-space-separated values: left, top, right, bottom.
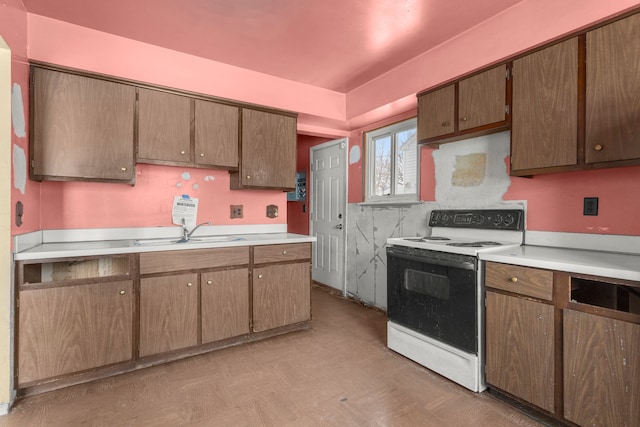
387, 245, 478, 354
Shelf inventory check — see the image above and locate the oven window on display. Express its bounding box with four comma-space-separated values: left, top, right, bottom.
405, 269, 449, 300
387, 251, 478, 353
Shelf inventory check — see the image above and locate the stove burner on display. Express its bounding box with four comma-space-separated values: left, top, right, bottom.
403, 236, 452, 242
447, 242, 483, 248
446, 241, 504, 248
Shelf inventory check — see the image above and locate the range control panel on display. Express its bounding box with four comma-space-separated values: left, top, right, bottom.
429, 209, 524, 231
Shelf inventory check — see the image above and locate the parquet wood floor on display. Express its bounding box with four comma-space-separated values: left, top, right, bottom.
0, 285, 542, 426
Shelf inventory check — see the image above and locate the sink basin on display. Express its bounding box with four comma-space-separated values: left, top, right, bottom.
134, 236, 243, 246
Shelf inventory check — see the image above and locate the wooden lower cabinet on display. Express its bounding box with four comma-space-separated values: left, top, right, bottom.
139, 273, 199, 357
252, 262, 311, 332
18, 280, 134, 385
563, 309, 640, 427
201, 268, 250, 343
485, 291, 555, 413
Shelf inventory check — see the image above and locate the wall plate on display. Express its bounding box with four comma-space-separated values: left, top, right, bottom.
583, 197, 598, 216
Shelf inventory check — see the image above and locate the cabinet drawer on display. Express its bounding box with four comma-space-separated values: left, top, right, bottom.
485, 262, 553, 301
140, 246, 249, 274
254, 243, 311, 264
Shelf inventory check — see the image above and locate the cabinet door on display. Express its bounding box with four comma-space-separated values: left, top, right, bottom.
31, 68, 135, 182
485, 291, 555, 413
139, 273, 198, 357
201, 269, 249, 343
18, 280, 133, 385
252, 263, 310, 332
564, 310, 640, 427
137, 88, 192, 163
511, 38, 578, 172
458, 65, 507, 131
586, 13, 640, 163
194, 99, 239, 168
239, 109, 297, 189
417, 84, 455, 140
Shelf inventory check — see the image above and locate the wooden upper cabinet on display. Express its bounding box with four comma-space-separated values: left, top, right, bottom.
511, 38, 579, 173
458, 65, 507, 131
417, 64, 509, 144
417, 84, 455, 140
194, 99, 239, 168
30, 67, 136, 183
586, 13, 640, 164
137, 88, 192, 164
232, 108, 297, 190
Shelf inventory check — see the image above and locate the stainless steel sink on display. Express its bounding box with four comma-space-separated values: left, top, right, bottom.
134, 235, 243, 246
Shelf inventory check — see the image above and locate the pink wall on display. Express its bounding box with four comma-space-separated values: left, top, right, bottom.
39, 165, 286, 229
506, 165, 640, 235
287, 135, 332, 235
2, 1, 41, 236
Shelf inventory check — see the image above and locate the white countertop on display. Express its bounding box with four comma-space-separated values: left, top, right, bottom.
13, 225, 316, 261
480, 245, 640, 282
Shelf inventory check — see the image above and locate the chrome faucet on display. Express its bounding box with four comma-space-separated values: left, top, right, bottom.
178, 218, 212, 243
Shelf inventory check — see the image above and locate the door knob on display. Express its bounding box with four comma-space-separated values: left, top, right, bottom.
336, 224, 343, 230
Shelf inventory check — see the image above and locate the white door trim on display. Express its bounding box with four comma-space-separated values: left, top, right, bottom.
309, 137, 348, 295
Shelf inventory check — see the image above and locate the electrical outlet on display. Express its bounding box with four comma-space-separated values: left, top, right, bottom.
230, 205, 243, 219
266, 204, 278, 218
583, 197, 598, 216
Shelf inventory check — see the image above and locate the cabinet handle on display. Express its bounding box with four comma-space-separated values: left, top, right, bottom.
594, 144, 603, 151
258, 274, 263, 279
187, 282, 193, 287
180, 150, 186, 155
510, 277, 518, 283
282, 250, 287, 255
200, 153, 205, 157
441, 121, 450, 127
206, 280, 212, 285
119, 290, 126, 295
121, 167, 127, 171
460, 117, 468, 122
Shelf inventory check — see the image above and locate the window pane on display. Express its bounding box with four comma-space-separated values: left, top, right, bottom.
374, 135, 391, 196
394, 128, 417, 195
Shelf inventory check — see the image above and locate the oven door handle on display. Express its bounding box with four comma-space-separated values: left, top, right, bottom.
387, 251, 476, 271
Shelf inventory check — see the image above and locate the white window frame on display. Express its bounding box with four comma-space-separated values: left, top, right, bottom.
365, 117, 419, 204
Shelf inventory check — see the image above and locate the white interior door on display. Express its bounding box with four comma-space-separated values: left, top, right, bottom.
310, 138, 347, 292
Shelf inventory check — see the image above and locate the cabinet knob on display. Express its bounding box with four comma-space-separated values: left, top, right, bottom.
282, 250, 287, 255
200, 153, 205, 157
187, 282, 193, 287
441, 121, 450, 127
594, 144, 603, 151
460, 117, 468, 122
121, 167, 127, 171
258, 274, 263, 279
119, 290, 126, 295
510, 277, 518, 283
246, 175, 251, 179
180, 150, 186, 155
206, 280, 212, 285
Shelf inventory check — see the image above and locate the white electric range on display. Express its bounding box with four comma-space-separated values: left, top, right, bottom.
386, 209, 525, 392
